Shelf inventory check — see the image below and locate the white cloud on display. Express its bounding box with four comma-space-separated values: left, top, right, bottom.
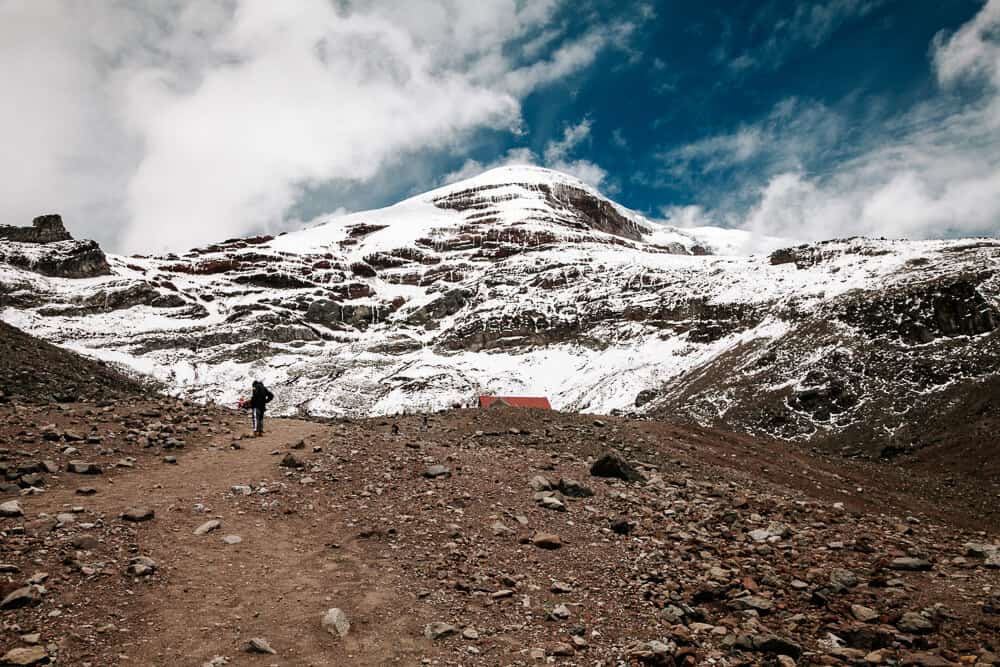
728, 0, 883, 72
664, 0, 1000, 244
0, 0, 630, 252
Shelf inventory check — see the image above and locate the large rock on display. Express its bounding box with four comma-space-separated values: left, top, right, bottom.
590, 451, 643, 482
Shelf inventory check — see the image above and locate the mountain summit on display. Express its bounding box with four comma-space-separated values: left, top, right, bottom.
1, 168, 998, 461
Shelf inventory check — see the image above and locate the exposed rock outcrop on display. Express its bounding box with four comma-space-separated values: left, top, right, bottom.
0, 215, 110, 278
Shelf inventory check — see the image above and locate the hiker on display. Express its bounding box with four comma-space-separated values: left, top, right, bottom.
249, 380, 274, 436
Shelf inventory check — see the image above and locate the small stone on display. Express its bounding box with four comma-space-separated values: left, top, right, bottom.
71, 535, 99, 550
66, 461, 102, 475
194, 519, 222, 535
75, 487, 97, 495
462, 628, 479, 640
163, 456, 177, 464
896, 611, 934, 634
549, 642, 575, 656
0, 500, 23, 517
557, 478, 594, 497
528, 475, 553, 491
531, 532, 562, 550
830, 568, 859, 591
321, 608, 350, 638
549, 603, 571, 620
851, 604, 879, 623
730, 595, 775, 614
424, 622, 457, 640
222, 535, 242, 545
122, 507, 154, 522
889, 557, 932, 571
752, 635, 802, 659
0, 586, 41, 610
126, 556, 157, 576
0, 646, 49, 665
423, 465, 451, 479
243, 638, 276, 655
610, 517, 631, 535
279, 453, 304, 468
550, 581, 574, 594
491, 521, 514, 536
538, 496, 566, 512
589, 451, 643, 482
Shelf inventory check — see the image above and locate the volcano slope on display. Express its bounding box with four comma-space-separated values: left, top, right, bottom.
2, 325, 1000, 666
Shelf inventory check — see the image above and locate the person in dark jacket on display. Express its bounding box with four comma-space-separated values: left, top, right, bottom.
249, 380, 274, 436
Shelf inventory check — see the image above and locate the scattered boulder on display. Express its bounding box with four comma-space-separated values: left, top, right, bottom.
590, 451, 643, 482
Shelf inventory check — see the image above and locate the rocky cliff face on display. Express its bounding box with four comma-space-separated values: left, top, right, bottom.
0, 167, 997, 460
0, 215, 110, 278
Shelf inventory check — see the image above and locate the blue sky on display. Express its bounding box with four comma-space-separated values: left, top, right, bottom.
1, 1, 998, 251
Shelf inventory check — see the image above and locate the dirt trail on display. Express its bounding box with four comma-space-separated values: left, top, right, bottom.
32, 418, 422, 666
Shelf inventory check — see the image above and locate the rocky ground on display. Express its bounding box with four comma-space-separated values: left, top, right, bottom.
1, 394, 999, 666
2, 319, 999, 666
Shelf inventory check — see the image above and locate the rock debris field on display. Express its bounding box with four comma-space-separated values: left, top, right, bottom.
1, 391, 999, 666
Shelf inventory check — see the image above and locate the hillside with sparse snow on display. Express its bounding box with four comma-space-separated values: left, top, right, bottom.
1, 166, 998, 458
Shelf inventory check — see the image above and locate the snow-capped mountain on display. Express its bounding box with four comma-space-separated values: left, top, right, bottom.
2, 166, 998, 458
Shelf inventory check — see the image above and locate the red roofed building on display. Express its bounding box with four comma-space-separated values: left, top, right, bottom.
478, 396, 552, 410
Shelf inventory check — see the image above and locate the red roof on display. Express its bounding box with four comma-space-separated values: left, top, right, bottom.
478, 396, 552, 410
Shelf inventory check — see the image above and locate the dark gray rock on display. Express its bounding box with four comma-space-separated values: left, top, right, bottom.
590, 451, 643, 482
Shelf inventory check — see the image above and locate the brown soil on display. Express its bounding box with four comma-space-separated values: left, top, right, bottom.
1, 323, 999, 665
